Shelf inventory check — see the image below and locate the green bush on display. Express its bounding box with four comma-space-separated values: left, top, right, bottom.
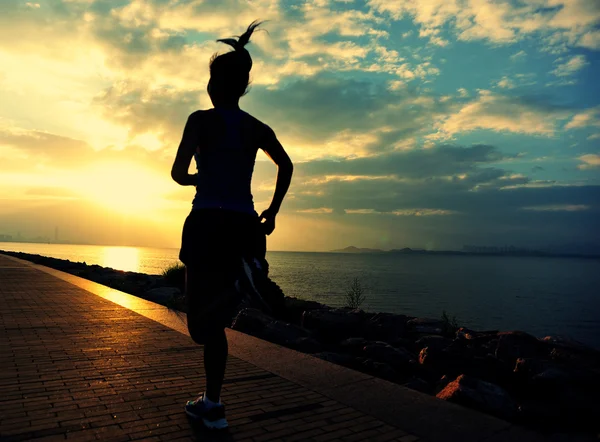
345, 277, 366, 309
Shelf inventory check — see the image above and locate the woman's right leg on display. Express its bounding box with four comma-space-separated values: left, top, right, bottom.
185, 265, 229, 403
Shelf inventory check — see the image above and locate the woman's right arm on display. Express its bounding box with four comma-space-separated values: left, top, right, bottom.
171, 111, 201, 186
260, 126, 293, 235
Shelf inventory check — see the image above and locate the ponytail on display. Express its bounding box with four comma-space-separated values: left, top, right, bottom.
209, 20, 263, 98
216, 20, 263, 71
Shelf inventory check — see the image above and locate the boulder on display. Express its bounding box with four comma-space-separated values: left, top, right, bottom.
289, 337, 322, 354
407, 318, 446, 335
403, 377, 432, 394
339, 337, 372, 356
362, 342, 416, 373
301, 308, 366, 343
363, 312, 410, 342
456, 328, 499, 345
143, 287, 180, 303
435, 374, 453, 394
262, 321, 313, 348
541, 336, 599, 356
231, 308, 274, 335
314, 351, 363, 370
415, 335, 452, 352
360, 360, 398, 382
495, 331, 549, 366
281, 297, 326, 324
466, 355, 514, 388
418, 344, 471, 377
436, 374, 518, 420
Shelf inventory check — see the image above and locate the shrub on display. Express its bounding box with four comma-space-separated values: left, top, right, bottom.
345, 277, 366, 309
441, 310, 459, 336
162, 262, 185, 291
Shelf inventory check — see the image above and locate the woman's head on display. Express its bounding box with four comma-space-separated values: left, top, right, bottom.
208, 20, 262, 105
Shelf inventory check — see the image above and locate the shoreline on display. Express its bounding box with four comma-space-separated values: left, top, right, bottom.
2, 241, 599, 260
2, 249, 600, 436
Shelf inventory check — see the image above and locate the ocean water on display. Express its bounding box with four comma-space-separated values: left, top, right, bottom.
2, 241, 599, 349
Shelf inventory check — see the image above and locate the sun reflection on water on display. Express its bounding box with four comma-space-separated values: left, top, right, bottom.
102, 246, 140, 272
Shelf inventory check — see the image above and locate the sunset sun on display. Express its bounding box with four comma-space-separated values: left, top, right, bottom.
76, 162, 172, 215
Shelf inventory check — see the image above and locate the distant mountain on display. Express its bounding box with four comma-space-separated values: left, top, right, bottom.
330, 246, 384, 253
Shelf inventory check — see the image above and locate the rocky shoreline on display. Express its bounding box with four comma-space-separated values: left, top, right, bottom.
3, 249, 599, 437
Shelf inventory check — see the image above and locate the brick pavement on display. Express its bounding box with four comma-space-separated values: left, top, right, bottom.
2, 253, 585, 442
0, 255, 418, 442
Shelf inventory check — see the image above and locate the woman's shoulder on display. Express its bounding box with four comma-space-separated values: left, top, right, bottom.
239, 111, 275, 138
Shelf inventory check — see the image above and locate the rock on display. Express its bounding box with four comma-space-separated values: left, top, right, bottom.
301, 308, 366, 343
360, 360, 398, 382
231, 308, 274, 335
314, 351, 363, 369
532, 367, 571, 386
418, 345, 470, 377
281, 297, 326, 324
456, 328, 499, 345
415, 335, 451, 352
339, 337, 372, 355
262, 321, 313, 348
403, 377, 432, 394
495, 331, 549, 366
519, 388, 600, 432
362, 342, 416, 373
143, 287, 180, 302
466, 355, 514, 388
436, 374, 518, 420
541, 336, 599, 356
514, 357, 546, 377
289, 337, 322, 354
407, 318, 446, 335
435, 374, 452, 394
363, 312, 410, 342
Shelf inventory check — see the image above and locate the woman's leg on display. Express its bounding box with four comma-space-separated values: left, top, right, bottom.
185, 265, 230, 403
204, 328, 228, 403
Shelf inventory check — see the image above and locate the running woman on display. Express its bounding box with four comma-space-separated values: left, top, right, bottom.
171, 20, 293, 429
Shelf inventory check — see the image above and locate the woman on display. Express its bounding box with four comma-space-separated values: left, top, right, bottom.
170, 20, 293, 430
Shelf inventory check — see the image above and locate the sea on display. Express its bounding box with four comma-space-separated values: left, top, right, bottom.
1, 241, 599, 349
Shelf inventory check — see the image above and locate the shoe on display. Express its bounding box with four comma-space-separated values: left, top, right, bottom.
185, 395, 228, 429
235, 257, 272, 314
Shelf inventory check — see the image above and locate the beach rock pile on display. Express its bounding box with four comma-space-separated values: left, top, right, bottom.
231, 302, 600, 435
4, 249, 599, 436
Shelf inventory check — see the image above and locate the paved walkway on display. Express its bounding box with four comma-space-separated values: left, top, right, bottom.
0, 254, 579, 442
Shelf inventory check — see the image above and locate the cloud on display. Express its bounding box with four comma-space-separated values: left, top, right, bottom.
551, 55, 588, 77
578, 29, 600, 49
565, 108, 600, 129
496, 76, 515, 89
368, 0, 600, 52
429, 90, 570, 139
510, 50, 527, 61
521, 204, 590, 212
578, 154, 600, 169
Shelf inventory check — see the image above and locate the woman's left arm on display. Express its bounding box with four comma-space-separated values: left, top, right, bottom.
171, 111, 201, 186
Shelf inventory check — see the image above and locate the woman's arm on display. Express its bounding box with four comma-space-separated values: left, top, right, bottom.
171, 112, 201, 186
260, 126, 293, 234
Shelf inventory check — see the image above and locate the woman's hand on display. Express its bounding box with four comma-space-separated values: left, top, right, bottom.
259, 208, 277, 235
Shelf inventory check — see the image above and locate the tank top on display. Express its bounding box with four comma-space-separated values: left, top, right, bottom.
191, 108, 257, 215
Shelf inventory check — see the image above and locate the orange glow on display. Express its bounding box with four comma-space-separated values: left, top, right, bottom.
74, 162, 173, 215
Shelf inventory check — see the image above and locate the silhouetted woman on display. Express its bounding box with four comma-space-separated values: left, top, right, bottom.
171, 21, 293, 429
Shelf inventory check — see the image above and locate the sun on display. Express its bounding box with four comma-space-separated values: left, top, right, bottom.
76, 162, 173, 215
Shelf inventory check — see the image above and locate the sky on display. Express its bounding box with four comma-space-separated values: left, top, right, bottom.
0, 0, 599, 252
